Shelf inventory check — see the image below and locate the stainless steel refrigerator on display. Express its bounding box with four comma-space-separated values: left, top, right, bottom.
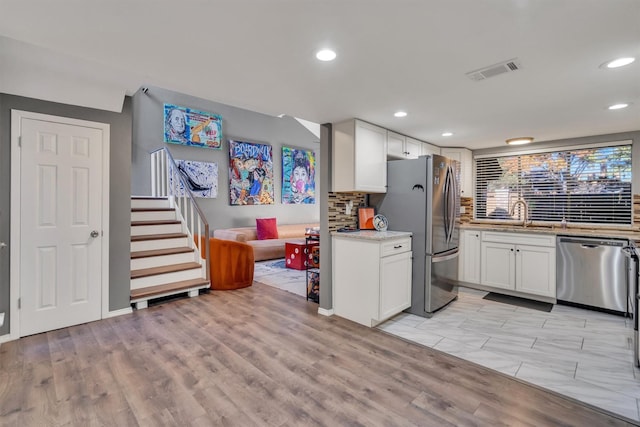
376, 155, 460, 317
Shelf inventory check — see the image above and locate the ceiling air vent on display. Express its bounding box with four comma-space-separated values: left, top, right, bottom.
466, 58, 522, 81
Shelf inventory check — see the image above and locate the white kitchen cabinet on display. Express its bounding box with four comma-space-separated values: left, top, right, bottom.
421, 142, 440, 157
480, 241, 515, 290
459, 229, 481, 284
404, 137, 423, 159
441, 148, 473, 197
332, 119, 387, 193
333, 233, 412, 327
386, 131, 406, 159
480, 231, 556, 298
387, 132, 422, 159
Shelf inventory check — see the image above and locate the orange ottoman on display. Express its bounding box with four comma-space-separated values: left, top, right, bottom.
285, 239, 318, 270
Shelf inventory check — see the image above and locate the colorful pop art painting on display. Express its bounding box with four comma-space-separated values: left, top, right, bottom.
282, 147, 315, 204
164, 104, 222, 149
229, 140, 274, 205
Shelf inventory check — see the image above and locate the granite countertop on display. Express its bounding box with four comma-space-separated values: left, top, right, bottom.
461, 221, 640, 243
331, 230, 412, 241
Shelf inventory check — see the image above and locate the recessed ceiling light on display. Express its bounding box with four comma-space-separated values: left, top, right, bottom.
602, 57, 636, 68
316, 49, 336, 61
505, 137, 534, 145
608, 103, 629, 110
394, 111, 407, 118
442, 132, 453, 137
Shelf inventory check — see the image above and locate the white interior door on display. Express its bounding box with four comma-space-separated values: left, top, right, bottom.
18, 115, 105, 336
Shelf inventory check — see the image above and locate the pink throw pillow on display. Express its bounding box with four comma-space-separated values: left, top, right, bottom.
256, 218, 278, 240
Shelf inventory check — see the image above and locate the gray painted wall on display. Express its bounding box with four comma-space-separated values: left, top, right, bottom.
0, 94, 133, 336
132, 86, 320, 231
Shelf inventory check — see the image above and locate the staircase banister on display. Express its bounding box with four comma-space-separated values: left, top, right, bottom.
150, 147, 210, 283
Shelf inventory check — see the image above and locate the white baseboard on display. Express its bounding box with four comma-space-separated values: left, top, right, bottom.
106, 307, 133, 318
0, 333, 16, 344
317, 307, 334, 316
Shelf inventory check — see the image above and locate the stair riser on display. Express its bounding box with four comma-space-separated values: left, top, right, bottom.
131, 223, 183, 236
130, 252, 199, 270
131, 210, 177, 222
131, 198, 171, 209
131, 237, 190, 252
130, 267, 205, 290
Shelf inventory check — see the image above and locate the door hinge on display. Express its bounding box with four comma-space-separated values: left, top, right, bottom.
17, 298, 21, 309
18, 136, 21, 147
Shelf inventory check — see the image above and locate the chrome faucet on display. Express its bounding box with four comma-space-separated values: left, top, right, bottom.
510, 199, 530, 227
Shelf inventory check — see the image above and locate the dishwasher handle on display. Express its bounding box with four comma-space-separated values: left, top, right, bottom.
558, 236, 625, 247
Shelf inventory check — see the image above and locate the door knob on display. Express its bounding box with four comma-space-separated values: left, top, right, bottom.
90, 230, 100, 238
0, 242, 6, 249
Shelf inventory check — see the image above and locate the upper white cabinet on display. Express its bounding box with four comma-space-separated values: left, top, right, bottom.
480, 232, 556, 298
441, 148, 473, 197
387, 132, 422, 159
333, 119, 388, 193
421, 142, 441, 157
386, 131, 406, 159
404, 137, 423, 159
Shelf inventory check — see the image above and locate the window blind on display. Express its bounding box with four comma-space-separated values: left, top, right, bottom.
474, 144, 632, 225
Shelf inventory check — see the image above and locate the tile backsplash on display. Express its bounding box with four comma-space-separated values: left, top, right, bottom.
327, 192, 367, 232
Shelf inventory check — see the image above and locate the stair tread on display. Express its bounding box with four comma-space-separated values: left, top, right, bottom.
131, 278, 209, 300
131, 208, 175, 212
131, 196, 168, 200
131, 233, 188, 242
131, 247, 195, 259
131, 220, 181, 226
131, 262, 202, 279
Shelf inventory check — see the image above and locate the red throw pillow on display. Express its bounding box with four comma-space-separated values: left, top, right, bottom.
256, 218, 278, 240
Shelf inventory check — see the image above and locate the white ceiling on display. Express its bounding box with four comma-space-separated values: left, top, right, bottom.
1, 0, 639, 149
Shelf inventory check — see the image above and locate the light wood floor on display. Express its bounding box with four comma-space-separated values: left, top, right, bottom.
0, 282, 635, 426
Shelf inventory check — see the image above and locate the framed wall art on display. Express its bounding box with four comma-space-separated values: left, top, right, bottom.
164, 103, 222, 149
229, 140, 274, 205
282, 146, 315, 204
170, 159, 218, 198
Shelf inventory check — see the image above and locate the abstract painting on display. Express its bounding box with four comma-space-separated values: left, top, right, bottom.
164, 103, 222, 149
170, 159, 218, 198
282, 147, 315, 204
229, 140, 274, 205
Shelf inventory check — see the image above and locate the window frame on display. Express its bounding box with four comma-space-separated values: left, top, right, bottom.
473, 140, 633, 227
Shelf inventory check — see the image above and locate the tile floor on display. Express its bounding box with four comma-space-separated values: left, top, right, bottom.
378, 287, 640, 422
254, 262, 640, 422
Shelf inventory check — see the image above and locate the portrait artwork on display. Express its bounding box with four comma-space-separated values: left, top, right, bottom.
281, 147, 316, 204
163, 104, 222, 149
170, 159, 218, 198
228, 140, 274, 205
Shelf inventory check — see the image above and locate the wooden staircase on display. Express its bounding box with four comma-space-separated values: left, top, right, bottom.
130, 197, 209, 309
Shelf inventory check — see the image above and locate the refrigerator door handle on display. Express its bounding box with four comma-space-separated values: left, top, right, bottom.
444, 165, 456, 244
432, 249, 459, 263
443, 166, 451, 243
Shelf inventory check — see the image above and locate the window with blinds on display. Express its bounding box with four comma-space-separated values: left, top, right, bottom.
474, 143, 632, 225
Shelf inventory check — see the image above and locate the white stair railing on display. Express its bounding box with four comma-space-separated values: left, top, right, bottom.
150, 148, 210, 282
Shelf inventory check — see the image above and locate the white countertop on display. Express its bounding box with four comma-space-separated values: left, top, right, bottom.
331, 230, 412, 241
461, 222, 640, 243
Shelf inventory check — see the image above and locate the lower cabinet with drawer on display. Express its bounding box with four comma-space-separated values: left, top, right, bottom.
480, 231, 556, 298
333, 234, 412, 327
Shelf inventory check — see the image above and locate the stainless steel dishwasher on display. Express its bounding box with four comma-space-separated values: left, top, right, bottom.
556, 236, 628, 315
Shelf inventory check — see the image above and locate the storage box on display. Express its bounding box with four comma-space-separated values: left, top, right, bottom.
285, 239, 319, 270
